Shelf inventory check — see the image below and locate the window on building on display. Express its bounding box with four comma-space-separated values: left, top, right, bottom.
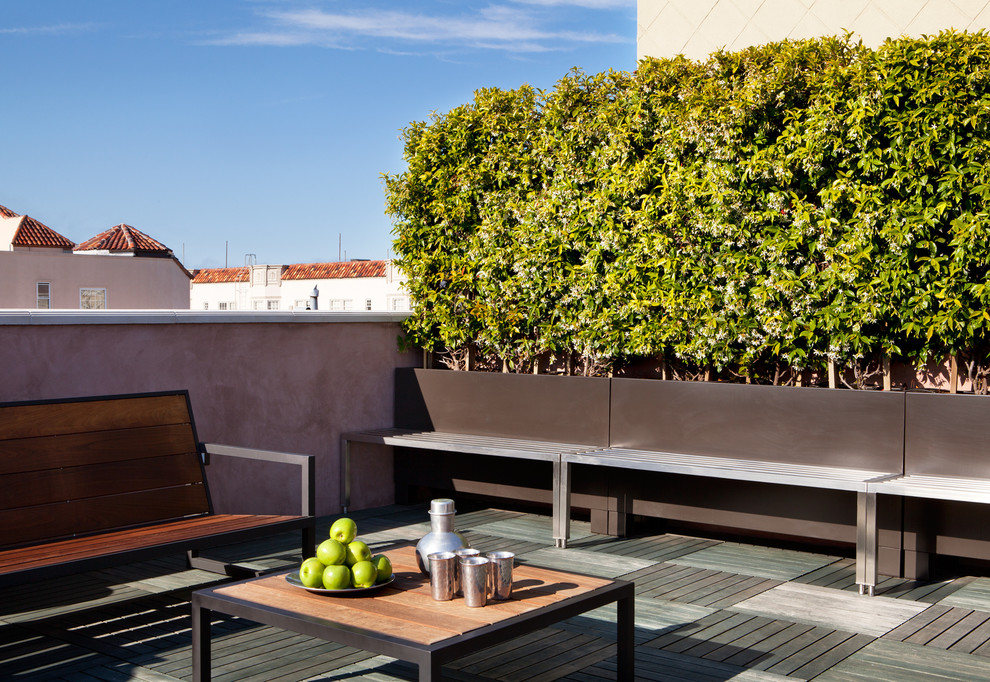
253, 300, 263, 310
328, 299, 353, 311
365, 299, 372, 311
203, 303, 209, 310
267, 300, 280, 310
80, 288, 107, 309
294, 299, 308, 310
218, 301, 234, 310
388, 295, 409, 311
37, 282, 51, 309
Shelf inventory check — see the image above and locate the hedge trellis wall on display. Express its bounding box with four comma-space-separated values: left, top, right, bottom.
384, 31, 990, 390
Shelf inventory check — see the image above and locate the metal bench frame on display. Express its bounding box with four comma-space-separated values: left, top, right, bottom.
341, 428, 599, 545
340, 431, 902, 595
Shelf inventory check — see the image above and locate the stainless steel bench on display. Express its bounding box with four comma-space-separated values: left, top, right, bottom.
558, 448, 900, 595
341, 427, 601, 546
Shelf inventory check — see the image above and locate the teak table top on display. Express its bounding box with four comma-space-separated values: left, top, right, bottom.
206, 544, 615, 646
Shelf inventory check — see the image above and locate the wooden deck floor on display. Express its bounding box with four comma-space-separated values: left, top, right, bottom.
4, 504, 990, 680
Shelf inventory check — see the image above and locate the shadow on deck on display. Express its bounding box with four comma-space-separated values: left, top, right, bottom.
4, 504, 990, 681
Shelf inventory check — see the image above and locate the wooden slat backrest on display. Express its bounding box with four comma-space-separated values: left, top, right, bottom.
0, 392, 210, 548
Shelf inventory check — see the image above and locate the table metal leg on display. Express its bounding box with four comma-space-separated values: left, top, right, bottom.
617, 586, 635, 679
553, 458, 571, 548
191, 599, 211, 682
421, 656, 441, 681
856, 490, 878, 596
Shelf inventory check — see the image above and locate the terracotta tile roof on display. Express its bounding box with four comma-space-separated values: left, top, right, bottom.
9, 215, 76, 248
0, 204, 19, 218
282, 260, 387, 280
74, 223, 172, 255
191, 267, 250, 284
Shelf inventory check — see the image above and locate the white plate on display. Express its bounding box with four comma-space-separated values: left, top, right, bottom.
286, 572, 395, 595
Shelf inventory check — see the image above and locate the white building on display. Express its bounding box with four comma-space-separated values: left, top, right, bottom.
639, 0, 990, 61
190, 260, 410, 312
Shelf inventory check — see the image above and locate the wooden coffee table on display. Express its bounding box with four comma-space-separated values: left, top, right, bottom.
191, 544, 634, 681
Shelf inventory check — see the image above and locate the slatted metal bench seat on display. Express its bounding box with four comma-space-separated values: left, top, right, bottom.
864, 391, 990, 584
554, 378, 906, 596
341, 431, 604, 546
558, 447, 900, 595
340, 370, 611, 545
0, 391, 316, 588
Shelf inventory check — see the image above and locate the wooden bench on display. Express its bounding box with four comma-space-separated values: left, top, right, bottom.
0, 391, 316, 587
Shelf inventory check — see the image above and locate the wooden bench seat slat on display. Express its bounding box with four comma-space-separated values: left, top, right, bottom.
1, 452, 206, 510
0, 483, 210, 547
0, 423, 197, 475
0, 514, 303, 574
0, 394, 191, 440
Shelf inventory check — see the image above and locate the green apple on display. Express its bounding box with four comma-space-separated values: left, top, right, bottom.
371, 554, 392, 583
351, 560, 378, 588
322, 563, 351, 590
345, 540, 372, 566
316, 538, 347, 566
329, 517, 357, 544
299, 557, 325, 588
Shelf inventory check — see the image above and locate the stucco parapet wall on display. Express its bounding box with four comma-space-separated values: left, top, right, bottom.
0, 310, 412, 325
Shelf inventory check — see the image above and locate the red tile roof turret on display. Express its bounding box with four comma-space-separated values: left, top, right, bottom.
74, 224, 172, 256
8, 215, 76, 248
282, 261, 387, 280
191, 267, 250, 284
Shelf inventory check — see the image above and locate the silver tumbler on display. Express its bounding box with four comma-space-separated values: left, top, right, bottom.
453, 547, 480, 595
428, 552, 456, 601
486, 551, 514, 600
459, 556, 490, 607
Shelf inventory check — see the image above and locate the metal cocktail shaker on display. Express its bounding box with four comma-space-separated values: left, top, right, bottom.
415, 498, 466, 574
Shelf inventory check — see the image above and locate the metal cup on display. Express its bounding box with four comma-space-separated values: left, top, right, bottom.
459, 556, 490, 607
428, 552, 456, 601
453, 548, 480, 595
486, 551, 514, 600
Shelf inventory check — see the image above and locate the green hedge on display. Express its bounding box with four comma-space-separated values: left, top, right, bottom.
384, 31, 990, 386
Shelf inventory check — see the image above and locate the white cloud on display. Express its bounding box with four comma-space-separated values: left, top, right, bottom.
206, 3, 629, 53
0, 23, 98, 36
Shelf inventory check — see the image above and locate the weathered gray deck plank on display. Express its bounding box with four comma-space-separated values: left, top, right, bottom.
817, 637, 990, 681
940, 577, 990, 611
668, 542, 840, 581
732, 581, 930, 637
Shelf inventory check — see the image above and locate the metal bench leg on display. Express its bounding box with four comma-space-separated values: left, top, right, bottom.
856, 490, 878, 596
553, 458, 572, 548
340, 437, 351, 514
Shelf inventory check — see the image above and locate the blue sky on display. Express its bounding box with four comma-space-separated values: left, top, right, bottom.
2, 1, 636, 270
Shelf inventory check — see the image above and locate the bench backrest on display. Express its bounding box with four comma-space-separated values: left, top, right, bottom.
609, 378, 905, 471
904, 391, 990, 477
0, 391, 210, 548
394, 368, 611, 446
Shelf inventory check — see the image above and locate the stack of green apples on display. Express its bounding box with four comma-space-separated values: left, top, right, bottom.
298, 517, 393, 590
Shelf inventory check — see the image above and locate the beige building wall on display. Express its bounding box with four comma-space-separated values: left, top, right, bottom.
639, 0, 990, 61
0, 250, 191, 309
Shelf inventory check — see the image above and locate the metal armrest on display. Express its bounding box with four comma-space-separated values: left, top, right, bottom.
200, 442, 316, 517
